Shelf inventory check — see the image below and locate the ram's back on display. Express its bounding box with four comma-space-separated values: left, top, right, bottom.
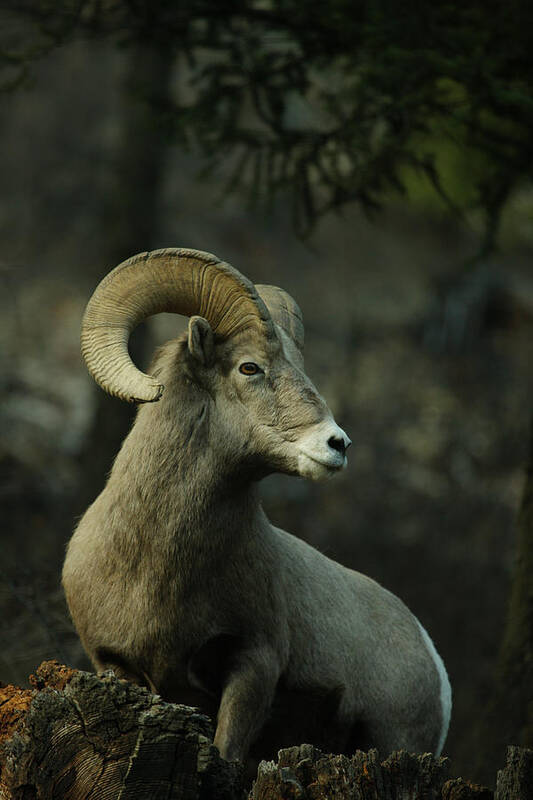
270, 526, 446, 753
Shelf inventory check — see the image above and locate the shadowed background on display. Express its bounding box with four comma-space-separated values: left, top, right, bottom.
1, 10, 532, 787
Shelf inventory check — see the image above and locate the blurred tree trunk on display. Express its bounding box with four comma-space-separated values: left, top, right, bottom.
494, 425, 533, 739
76, 41, 174, 511
480, 423, 533, 775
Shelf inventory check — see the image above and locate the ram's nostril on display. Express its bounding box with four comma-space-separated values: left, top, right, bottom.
328, 435, 346, 455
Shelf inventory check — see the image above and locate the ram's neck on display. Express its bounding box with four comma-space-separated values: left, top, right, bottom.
94, 365, 262, 580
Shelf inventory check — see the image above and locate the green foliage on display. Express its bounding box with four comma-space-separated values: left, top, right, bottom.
2, 0, 533, 237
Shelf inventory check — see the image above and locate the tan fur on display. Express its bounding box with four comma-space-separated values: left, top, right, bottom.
64, 313, 450, 763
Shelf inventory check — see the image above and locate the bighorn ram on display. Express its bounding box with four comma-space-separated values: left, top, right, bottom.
63, 247, 451, 763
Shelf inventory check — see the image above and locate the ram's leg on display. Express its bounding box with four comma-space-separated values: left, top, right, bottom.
214, 647, 279, 762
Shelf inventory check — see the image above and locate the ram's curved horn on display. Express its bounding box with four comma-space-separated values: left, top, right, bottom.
256, 284, 304, 368
81, 248, 275, 403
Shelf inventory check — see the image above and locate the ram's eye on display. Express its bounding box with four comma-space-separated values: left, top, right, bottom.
239, 362, 261, 376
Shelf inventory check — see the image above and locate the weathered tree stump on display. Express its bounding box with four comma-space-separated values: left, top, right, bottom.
0, 660, 242, 799
442, 778, 493, 800
495, 746, 533, 800
0, 662, 530, 798
249, 744, 494, 799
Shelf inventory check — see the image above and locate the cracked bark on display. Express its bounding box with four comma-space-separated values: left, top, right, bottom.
0, 662, 531, 799
0, 661, 242, 800
250, 744, 492, 800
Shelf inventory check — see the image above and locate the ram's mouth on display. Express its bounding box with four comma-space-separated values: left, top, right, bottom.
300, 449, 345, 468
297, 450, 346, 479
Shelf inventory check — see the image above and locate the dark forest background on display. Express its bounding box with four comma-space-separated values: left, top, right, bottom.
1, 1, 532, 788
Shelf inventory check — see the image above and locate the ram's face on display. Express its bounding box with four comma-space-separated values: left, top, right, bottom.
211, 327, 351, 480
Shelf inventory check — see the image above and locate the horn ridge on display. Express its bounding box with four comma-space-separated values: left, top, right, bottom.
81, 247, 273, 403
255, 284, 304, 355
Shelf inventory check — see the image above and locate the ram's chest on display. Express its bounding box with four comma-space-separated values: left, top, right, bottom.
140, 583, 238, 652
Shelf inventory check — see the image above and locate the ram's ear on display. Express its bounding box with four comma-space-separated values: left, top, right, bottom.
188, 316, 215, 367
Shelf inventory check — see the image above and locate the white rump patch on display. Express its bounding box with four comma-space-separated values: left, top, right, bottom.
417, 621, 452, 755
